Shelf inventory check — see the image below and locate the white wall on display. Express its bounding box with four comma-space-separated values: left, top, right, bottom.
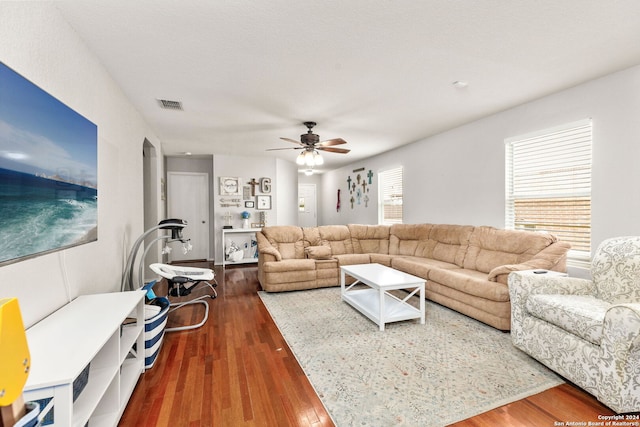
321, 64, 640, 276
0, 3, 161, 327
275, 158, 299, 226
212, 154, 297, 264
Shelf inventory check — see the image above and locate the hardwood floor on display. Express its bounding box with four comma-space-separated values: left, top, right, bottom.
120, 263, 615, 427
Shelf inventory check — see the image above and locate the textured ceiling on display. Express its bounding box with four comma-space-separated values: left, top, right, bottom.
54, 0, 640, 172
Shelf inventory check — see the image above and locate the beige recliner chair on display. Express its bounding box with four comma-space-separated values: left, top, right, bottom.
509, 236, 640, 413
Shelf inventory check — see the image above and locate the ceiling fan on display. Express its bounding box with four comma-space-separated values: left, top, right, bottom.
267, 122, 350, 167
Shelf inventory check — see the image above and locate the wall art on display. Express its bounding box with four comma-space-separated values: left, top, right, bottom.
0, 62, 98, 266
257, 195, 271, 210
219, 176, 240, 195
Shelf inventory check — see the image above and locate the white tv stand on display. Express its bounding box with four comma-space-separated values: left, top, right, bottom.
24, 291, 145, 427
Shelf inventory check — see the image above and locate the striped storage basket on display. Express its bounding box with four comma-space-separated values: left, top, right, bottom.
144, 297, 169, 369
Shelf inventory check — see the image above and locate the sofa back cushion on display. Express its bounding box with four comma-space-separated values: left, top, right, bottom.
261, 226, 305, 260
463, 226, 557, 273
348, 224, 390, 254
317, 225, 354, 255
389, 224, 433, 256
592, 236, 640, 304
427, 224, 474, 267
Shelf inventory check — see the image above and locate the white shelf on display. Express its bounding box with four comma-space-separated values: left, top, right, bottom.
222, 228, 260, 266
224, 257, 259, 265
342, 288, 422, 325
24, 291, 145, 427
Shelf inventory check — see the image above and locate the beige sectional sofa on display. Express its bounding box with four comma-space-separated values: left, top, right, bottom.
256, 223, 570, 330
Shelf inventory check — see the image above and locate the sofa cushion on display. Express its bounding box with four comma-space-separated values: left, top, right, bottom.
262, 258, 316, 272
333, 253, 371, 266
526, 294, 611, 345
392, 256, 458, 281
389, 224, 433, 256
305, 245, 332, 260
348, 224, 390, 254
427, 224, 474, 267
317, 225, 354, 255
463, 226, 557, 273
369, 253, 394, 267
261, 226, 305, 259
428, 268, 510, 301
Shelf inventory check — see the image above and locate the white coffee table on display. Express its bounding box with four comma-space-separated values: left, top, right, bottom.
340, 263, 425, 331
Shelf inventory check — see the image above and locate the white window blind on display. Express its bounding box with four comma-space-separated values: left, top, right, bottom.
379, 167, 403, 225
505, 119, 592, 259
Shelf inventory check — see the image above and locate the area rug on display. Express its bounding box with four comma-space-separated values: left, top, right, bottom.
258, 287, 563, 426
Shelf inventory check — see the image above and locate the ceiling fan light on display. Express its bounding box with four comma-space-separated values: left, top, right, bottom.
313, 151, 324, 165
296, 152, 306, 165
304, 150, 315, 166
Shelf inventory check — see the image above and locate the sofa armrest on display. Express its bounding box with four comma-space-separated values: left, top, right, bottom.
600, 303, 640, 412
489, 241, 572, 283
259, 247, 282, 262
489, 259, 556, 284
509, 270, 596, 344
509, 271, 595, 301
256, 232, 282, 261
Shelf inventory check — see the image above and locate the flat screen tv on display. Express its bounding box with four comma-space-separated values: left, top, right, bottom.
0, 62, 98, 266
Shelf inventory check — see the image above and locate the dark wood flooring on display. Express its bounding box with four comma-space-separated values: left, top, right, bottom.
119, 263, 616, 426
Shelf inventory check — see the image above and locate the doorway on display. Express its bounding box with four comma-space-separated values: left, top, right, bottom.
142, 140, 159, 283
167, 172, 210, 261
298, 183, 317, 227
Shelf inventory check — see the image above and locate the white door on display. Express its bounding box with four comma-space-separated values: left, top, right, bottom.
167, 172, 209, 261
298, 184, 317, 227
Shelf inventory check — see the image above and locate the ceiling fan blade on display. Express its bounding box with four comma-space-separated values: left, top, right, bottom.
317, 146, 350, 154
318, 138, 347, 147
266, 147, 304, 151
280, 137, 304, 146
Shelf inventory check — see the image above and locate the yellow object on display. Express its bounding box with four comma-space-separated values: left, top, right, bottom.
0, 298, 30, 406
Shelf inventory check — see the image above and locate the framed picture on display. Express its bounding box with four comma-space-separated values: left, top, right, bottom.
243, 185, 252, 200
0, 62, 98, 267
219, 176, 240, 195
257, 195, 271, 210
244, 201, 255, 208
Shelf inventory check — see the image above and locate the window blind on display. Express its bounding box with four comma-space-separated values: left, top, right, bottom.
379, 167, 403, 225
505, 119, 592, 258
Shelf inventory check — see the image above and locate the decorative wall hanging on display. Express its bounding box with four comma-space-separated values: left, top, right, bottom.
247, 178, 259, 196
219, 176, 240, 195
0, 62, 98, 266
257, 195, 271, 210
219, 197, 241, 207
260, 177, 272, 193
245, 201, 255, 208
222, 211, 233, 229
336, 189, 341, 212
243, 185, 251, 200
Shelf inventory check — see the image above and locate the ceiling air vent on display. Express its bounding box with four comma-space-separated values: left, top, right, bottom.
157, 99, 183, 110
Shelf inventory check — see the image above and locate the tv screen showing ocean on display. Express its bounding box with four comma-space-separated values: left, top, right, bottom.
0, 167, 97, 264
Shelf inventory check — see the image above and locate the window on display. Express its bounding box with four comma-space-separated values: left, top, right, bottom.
379, 167, 403, 225
505, 119, 592, 262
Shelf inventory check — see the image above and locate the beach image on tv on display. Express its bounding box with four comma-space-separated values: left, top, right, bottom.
0, 62, 97, 265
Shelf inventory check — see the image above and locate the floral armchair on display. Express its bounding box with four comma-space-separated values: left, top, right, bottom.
509, 236, 640, 413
